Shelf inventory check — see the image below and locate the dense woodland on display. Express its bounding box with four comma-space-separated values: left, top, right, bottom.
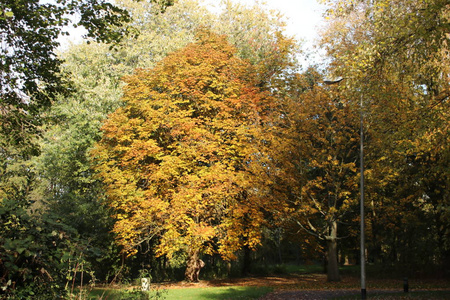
0, 0, 449, 298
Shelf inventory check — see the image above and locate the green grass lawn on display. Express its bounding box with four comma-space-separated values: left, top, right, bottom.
79, 285, 273, 300
156, 286, 272, 300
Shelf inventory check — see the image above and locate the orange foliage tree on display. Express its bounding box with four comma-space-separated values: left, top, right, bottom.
281, 74, 360, 281
91, 30, 285, 281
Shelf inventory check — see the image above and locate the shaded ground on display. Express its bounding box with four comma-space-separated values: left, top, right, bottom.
156, 274, 450, 299
158, 274, 326, 289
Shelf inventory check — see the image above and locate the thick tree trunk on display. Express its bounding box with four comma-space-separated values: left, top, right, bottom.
326, 221, 341, 282
185, 250, 205, 282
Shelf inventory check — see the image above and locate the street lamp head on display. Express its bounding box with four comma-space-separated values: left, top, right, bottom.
323, 77, 345, 85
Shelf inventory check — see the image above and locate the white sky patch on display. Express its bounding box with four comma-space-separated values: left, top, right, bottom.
202, 0, 326, 44
201, 0, 328, 67
58, 25, 87, 51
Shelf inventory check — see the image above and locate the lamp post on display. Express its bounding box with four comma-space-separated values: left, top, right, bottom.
359, 93, 366, 299
324, 78, 366, 299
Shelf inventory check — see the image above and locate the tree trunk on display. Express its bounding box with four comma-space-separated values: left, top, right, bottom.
185, 250, 205, 282
242, 245, 251, 276
326, 221, 341, 282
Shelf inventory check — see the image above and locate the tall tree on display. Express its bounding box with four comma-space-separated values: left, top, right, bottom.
281, 71, 360, 281
0, 0, 173, 194
0, 0, 141, 148
91, 30, 284, 281
35, 0, 297, 278
36, 0, 293, 209
320, 0, 450, 268
0, 0, 173, 296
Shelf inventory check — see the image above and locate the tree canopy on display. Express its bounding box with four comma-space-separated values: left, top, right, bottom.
91, 30, 287, 280
0, 0, 174, 198
320, 0, 450, 267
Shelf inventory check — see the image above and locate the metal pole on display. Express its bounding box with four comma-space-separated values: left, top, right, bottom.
324, 78, 366, 298
360, 94, 366, 299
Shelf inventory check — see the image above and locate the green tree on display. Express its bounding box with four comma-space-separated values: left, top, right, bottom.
0, 0, 143, 148
0, 0, 173, 193
0, 0, 173, 296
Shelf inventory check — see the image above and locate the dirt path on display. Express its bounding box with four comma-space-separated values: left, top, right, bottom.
259, 289, 362, 299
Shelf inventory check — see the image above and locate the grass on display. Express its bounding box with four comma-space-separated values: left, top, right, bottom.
279, 263, 324, 274
78, 286, 273, 300
155, 286, 273, 300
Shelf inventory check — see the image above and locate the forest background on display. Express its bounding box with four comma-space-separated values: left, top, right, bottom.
0, 0, 448, 299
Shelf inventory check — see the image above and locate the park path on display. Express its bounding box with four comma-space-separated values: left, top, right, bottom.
259, 289, 359, 299
258, 289, 450, 299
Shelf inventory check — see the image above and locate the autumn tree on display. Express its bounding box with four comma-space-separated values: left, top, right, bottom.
34, 0, 297, 278
92, 30, 285, 281
280, 70, 359, 281
320, 0, 450, 269
36, 0, 293, 217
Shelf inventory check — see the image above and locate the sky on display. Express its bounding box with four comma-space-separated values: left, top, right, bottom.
201, 0, 329, 66
213, 0, 328, 45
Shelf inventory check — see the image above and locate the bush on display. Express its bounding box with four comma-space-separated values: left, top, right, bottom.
0, 198, 92, 299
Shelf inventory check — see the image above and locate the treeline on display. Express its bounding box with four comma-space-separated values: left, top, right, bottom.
0, 0, 448, 298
